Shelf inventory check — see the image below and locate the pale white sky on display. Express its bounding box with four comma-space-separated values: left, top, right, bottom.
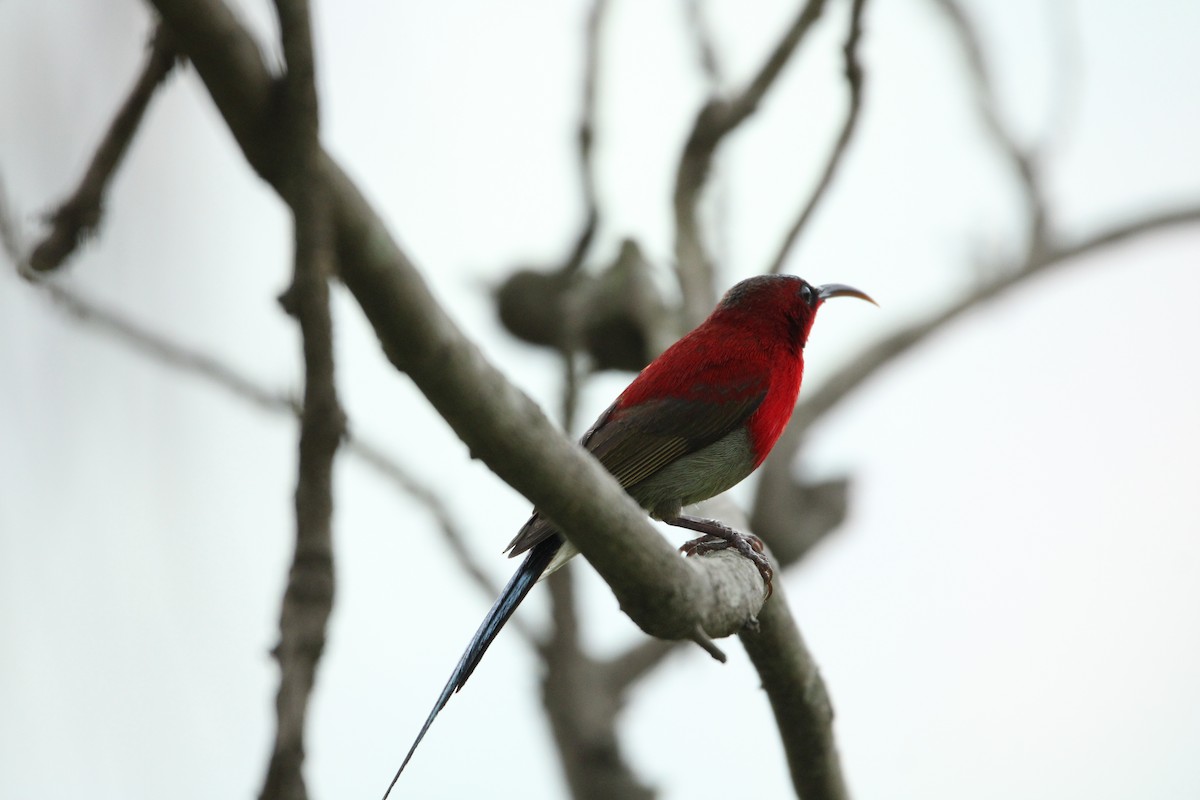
2, 1, 1199, 799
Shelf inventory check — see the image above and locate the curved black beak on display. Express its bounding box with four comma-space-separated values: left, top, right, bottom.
818, 283, 877, 306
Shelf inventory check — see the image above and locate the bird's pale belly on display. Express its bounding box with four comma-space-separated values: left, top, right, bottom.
630, 427, 756, 520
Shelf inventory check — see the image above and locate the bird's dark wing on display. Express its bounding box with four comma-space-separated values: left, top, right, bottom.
505, 390, 764, 556
583, 393, 764, 487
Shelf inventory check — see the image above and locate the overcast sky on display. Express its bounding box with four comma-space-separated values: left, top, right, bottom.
2, 1, 1199, 799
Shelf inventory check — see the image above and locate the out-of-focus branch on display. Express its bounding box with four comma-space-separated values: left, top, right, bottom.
933, 0, 1048, 256
26, 24, 179, 275
752, 0, 1200, 557
29, 278, 528, 632
684, 0, 724, 88
45, 282, 300, 412
674, 0, 829, 323
557, 0, 609, 431
754, 201, 1200, 531
541, 565, 656, 800
769, 0, 869, 275
562, 0, 607, 278
556, 0, 608, 426
603, 637, 676, 691
261, 3, 342, 797
0, 176, 24, 265
739, 579, 849, 800
683, 0, 733, 278
349, 437, 532, 640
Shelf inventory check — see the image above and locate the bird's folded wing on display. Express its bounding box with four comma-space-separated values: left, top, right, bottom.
505, 390, 764, 557
582, 393, 765, 488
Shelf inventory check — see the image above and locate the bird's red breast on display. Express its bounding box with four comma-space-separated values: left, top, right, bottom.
613, 314, 804, 469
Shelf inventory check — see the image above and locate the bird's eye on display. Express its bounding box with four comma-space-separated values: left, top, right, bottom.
800, 284, 816, 306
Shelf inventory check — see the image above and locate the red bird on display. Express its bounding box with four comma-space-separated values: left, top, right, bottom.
383, 275, 874, 796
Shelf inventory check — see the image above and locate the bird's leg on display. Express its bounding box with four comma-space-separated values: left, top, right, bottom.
665, 514, 773, 598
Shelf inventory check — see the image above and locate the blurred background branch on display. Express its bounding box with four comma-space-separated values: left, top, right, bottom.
25, 23, 179, 275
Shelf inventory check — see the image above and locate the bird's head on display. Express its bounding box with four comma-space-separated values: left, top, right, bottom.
714, 274, 876, 349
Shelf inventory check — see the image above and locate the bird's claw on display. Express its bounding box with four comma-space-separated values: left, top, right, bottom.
680, 531, 774, 598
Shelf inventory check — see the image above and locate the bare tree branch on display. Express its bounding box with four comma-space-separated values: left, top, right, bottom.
682, 0, 735, 277
26, 24, 179, 274
4, 267, 528, 635
1040, 206, 1200, 265
603, 637, 677, 691
540, 566, 657, 800
751, 0, 1200, 559
0, 175, 25, 266
684, 0, 724, 88
557, 0, 609, 424
348, 437, 530, 634
564, 0, 607, 276
754, 200, 1200, 529
260, 3, 343, 798
933, 0, 1048, 256
674, 0, 829, 323
769, 0, 869, 275
740, 578, 849, 800
45, 282, 300, 411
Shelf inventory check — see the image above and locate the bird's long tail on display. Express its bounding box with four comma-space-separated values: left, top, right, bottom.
382, 536, 562, 798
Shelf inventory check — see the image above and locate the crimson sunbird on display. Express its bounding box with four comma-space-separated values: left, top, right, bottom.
383, 274, 875, 796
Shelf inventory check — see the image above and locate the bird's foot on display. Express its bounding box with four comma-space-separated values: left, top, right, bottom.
676, 519, 773, 598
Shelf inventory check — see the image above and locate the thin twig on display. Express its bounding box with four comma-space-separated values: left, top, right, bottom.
557, 0, 609, 422
0, 174, 27, 267
602, 637, 677, 691
27, 24, 179, 274
683, 0, 734, 278
44, 282, 299, 412
684, 0, 724, 88
754, 201, 1200, 517
769, 0, 869, 274
777, 0, 1200, 443
933, 0, 1048, 257
674, 0, 829, 323
561, 0, 607, 276
23, 276, 525, 628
